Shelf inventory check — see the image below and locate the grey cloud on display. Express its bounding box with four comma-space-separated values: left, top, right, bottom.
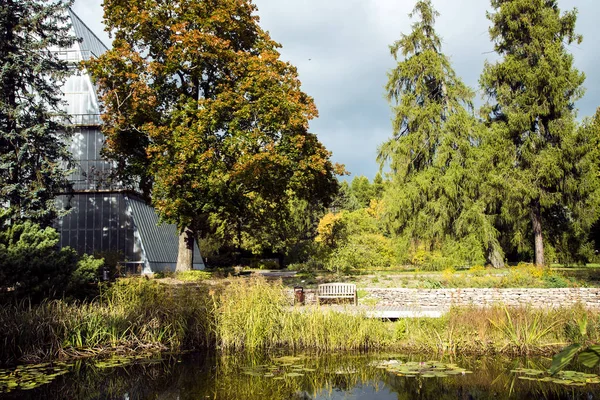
71, 0, 600, 179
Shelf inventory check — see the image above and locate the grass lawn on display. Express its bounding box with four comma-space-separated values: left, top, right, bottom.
157, 263, 600, 290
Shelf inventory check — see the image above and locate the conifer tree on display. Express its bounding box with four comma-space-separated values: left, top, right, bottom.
379, 0, 501, 266
480, 0, 599, 266
0, 0, 75, 226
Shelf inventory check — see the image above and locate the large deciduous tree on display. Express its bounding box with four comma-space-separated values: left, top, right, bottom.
379, 0, 501, 266
0, 0, 75, 226
87, 0, 340, 270
480, 0, 599, 266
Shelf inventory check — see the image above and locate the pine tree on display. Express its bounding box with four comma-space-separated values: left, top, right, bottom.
379, 0, 500, 266
480, 0, 597, 266
0, 0, 75, 227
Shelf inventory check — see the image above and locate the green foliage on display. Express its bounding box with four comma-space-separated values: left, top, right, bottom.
315, 207, 395, 273
87, 0, 340, 270
328, 233, 395, 274
330, 181, 361, 212
378, 1, 500, 268
549, 344, 582, 375
0, 222, 78, 299
489, 306, 562, 354
350, 176, 380, 208
469, 265, 486, 276
0, 0, 76, 226
175, 270, 212, 282
402, 236, 486, 271
0, 222, 104, 300
237, 196, 327, 264
578, 345, 600, 368
480, 0, 600, 266
68, 254, 104, 291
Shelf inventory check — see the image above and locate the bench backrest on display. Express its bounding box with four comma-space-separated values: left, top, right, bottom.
317, 283, 356, 296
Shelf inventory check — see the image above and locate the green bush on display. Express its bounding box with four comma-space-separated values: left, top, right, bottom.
0, 222, 78, 299
328, 233, 395, 273
404, 236, 486, 271
69, 254, 104, 291
0, 222, 103, 300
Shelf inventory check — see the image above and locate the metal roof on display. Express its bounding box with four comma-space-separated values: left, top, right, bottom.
126, 195, 204, 269
68, 9, 109, 59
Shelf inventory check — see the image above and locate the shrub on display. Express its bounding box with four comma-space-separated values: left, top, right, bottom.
328, 233, 395, 273
542, 272, 570, 288
68, 254, 104, 294
0, 222, 104, 300
469, 265, 486, 276
0, 222, 78, 300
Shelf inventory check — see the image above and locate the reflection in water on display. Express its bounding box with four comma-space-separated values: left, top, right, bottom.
1, 352, 599, 399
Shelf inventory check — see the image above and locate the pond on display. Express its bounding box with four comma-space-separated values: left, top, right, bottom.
1, 352, 599, 399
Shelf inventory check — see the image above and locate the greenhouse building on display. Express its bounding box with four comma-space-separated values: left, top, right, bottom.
54, 9, 204, 273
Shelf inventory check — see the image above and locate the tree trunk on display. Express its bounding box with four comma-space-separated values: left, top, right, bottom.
176, 227, 195, 272
530, 201, 545, 267
487, 241, 505, 268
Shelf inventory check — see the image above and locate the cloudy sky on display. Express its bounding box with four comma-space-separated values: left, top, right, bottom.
72, 0, 600, 180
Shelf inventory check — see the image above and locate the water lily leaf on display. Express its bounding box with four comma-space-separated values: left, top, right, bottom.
552, 379, 573, 385
524, 370, 544, 376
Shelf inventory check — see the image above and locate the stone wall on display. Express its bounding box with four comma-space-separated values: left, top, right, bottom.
290, 287, 600, 308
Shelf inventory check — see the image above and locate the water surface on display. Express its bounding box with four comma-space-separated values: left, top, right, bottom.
1, 352, 599, 399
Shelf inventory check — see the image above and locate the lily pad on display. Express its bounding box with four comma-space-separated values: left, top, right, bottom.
373, 360, 472, 379
0, 362, 74, 394
512, 368, 600, 387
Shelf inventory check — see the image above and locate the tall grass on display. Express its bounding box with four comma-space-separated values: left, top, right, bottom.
0, 279, 216, 365
1, 276, 599, 365
216, 277, 392, 351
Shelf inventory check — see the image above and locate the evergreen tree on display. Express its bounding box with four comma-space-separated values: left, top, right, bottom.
0, 0, 75, 226
379, 0, 500, 266
330, 181, 361, 213
350, 176, 376, 208
480, 0, 598, 266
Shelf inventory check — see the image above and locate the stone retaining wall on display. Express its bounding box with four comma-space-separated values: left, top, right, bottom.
290, 288, 600, 308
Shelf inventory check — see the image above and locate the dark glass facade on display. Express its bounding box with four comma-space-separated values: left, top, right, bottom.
53, 9, 204, 272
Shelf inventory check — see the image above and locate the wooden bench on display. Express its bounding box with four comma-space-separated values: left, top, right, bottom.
316, 283, 357, 306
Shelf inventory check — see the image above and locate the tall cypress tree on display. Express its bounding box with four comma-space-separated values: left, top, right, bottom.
379, 0, 501, 266
480, 0, 597, 266
0, 0, 75, 226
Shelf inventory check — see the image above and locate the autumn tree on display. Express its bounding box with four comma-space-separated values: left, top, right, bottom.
379, 0, 501, 267
88, 0, 340, 270
0, 0, 75, 226
480, 0, 599, 266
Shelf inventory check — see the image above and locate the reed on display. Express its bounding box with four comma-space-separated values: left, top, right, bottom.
0, 279, 216, 365
1, 276, 600, 365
